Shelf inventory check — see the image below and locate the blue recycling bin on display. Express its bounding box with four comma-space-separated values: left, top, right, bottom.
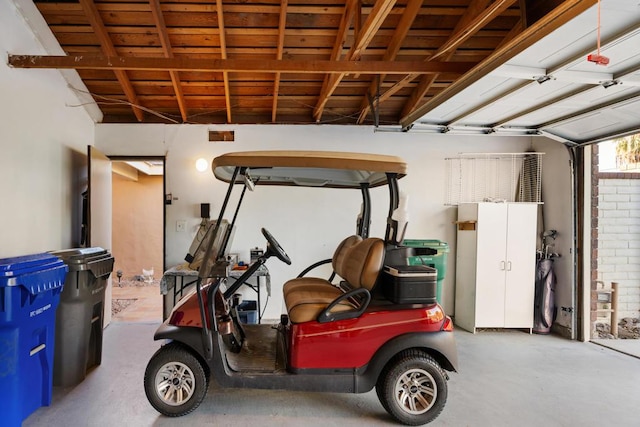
0, 253, 67, 426
237, 300, 258, 324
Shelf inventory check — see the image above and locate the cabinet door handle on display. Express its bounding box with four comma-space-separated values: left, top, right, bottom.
500, 261, 506, 271
507, 261, 512, 271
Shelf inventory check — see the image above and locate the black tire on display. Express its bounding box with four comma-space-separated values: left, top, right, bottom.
144, 343, 209, 417
376, 350, 448, 426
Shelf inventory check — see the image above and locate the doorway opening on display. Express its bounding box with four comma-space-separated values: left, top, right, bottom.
110, 159, 165, 323
591, 136, 640, 342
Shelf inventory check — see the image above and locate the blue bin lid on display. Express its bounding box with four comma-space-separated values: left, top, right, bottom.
0, 253, 63, 277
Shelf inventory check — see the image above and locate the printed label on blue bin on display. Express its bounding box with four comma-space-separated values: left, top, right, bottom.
30, 303, 52, 317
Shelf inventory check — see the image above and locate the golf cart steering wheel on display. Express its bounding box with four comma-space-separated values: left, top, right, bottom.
261, 228, 291, 265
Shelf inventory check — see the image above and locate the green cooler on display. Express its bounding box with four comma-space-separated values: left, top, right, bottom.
402, 239, 449, 304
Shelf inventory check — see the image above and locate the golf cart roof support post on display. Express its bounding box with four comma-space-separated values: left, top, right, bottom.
223, 171, 249, 256
194, 165, 240, 360
359, 183, 371, 238
384, 173, 400, 244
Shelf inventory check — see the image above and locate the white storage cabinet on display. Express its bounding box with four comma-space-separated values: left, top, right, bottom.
454, 203, 537, 333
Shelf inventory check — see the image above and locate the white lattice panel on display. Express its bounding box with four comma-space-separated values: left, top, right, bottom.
445, 153, 543, 205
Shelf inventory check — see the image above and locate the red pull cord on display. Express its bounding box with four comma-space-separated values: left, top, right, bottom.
587, 0, 609, 65
596, 0, 602, 56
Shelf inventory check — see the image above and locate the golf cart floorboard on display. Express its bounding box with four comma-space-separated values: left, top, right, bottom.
225, 324, 285, 373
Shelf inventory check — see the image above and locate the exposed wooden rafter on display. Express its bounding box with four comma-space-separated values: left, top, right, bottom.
149, 0, 187, 122
309, 0, 357, 123
399, 0, 509, 121
399, 0, 597, 128
313, 0, 396, 122
215, 0, 232, 123
356, 0, 424, 124
363, 0, 515, 125
23, 0, 554, 125
272, 0, 288, 123
78, 0, 143, 121
8, 55, 475, 75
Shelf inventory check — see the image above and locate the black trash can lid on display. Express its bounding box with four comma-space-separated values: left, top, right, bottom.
51, 247, 109, 263
51, 247, 113, 271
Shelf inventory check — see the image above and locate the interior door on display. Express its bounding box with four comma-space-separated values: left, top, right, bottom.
88, 146, 113, 326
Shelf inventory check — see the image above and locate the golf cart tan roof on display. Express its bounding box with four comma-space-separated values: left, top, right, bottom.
212, 151, 406, 189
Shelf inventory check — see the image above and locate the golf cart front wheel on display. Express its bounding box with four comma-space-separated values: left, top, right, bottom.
144, 343, 209, 417
377, 350, 448, 426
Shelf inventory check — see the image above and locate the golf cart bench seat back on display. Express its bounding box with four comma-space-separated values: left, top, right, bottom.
284, 236, 385, 323
283, 235, 361, 299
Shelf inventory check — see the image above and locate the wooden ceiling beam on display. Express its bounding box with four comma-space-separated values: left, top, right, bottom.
215, 0, 232, 123
78, 0, 143, 121
371, 0, 514, 117
272, 0, 288, 123
329, 0, 358, 63
368, 0, 513, 124
400, 0, 508, 120
8, 55, 475, 74
149, 0, 187, 122
350, 0, 396, 61
400, 0, 597, 128
356, 0, 424, 124
314, 0, 396, 122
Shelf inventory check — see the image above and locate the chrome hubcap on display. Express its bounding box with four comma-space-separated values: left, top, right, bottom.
155, 361, 196, 406
394, 368, 437, 415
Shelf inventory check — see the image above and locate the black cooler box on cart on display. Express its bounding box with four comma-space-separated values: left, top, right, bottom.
382, 264, 437, 304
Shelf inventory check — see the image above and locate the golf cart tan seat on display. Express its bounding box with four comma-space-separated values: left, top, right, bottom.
282, 235, 362, 299
284, 237, 385, 323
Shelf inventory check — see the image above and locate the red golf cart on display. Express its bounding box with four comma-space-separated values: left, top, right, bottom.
144, 151, 458, 425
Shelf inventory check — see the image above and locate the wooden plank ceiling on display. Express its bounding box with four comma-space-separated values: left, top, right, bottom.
16, 0, 586, 125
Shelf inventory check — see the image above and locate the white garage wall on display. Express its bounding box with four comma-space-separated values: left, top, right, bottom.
96, 124, 536, 320
0, 0, 95, 258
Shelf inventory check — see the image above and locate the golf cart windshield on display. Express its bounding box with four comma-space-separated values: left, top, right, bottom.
197, 150, 408, 280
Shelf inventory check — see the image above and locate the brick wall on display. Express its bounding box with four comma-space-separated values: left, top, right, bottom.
597, 174, 640, 320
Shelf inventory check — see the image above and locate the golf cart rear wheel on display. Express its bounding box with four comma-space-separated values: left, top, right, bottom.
377, 350, 447, 426
144, 343, 209, 417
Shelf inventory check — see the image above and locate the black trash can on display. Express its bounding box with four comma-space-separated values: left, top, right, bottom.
51, 247, 114, 387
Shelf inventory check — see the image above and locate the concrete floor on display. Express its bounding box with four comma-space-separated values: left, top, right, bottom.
23, 323, 640, 427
